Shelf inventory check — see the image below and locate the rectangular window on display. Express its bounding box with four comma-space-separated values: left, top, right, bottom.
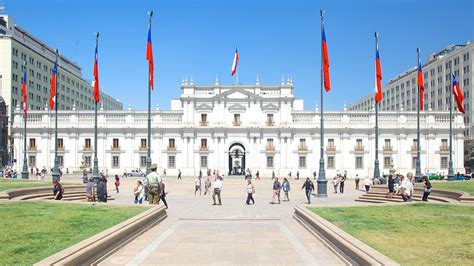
112, 155, 120, 168
29, 155, 36, 167
355, 156, 363, 169
299, 156, 306, 168
112, 138, 119, 149
440, 157, 448, 169
58, 156, 64, 167
328, 138, 335, 148
169, 138, 175, 148
85, 138, 91, 149
441, 139, 448, 149
141, 138, 147, 149
201, 138, 207, 148
29, 138, 36, 148
384, 157, 391, 169
267, 114, 274, 126
168, 156, 176, 168
266, 156, 274, 168
57, 138, 64, 149
84, 156, 91, 167
233, 114, 241, 126
327, 156, 335, 169
200, 156, 208, 168
140, 156, 147, 168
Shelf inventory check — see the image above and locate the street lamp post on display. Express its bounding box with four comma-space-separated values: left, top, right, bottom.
146, 11, 153, 175
92, 33, 100, 184
21, 61, 28, 179
373, 32, 381, 181
448, 61, 455, 180
415, 48, 422, 181
52, 50, 61, 183
317, 10, 328, 197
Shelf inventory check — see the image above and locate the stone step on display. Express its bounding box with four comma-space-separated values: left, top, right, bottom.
354, 198, 385, 204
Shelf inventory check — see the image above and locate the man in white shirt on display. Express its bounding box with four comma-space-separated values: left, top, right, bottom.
212, 177, 222, 205
400, 173, 413, 202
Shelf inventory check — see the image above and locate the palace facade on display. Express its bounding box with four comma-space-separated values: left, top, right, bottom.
12, 80, 465, 178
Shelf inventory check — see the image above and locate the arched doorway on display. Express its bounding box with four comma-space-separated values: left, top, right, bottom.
228, 143, 245, 175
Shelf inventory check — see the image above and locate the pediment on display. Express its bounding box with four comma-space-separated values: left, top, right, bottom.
262, 103, 279, 111
195, 103, 213, 111
213, 88, 261, 100
228, 103, 246, 112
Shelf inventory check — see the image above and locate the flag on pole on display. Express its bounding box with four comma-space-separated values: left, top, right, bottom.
452, 74, 465, 114
21, 69, 27, 115
93, 43, 100, 102
146, 23, 154, 90
231, 48, 239, 76
417, 57, 424, 110
375, 41, 382, 102
49, 59, 57, 110
322, 26, 330, 92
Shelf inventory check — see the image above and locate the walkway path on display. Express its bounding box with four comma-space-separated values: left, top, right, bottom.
93, 175, 365, 265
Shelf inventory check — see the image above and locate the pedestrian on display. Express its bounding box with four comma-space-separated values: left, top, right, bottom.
355, 174, 360, 190
296, 171, 300, 180
422, 176, 432, 201
134, 180, 144, 204
339, 173, 346, 193
163, 168, 166, 176
313, 171, 317, 180
400, 173, 412, 202
301, 177, 315, 204
178, 169, 182, 180
82, 169, 88, 184
204, 177, 211, 195
97, 176, 107, 202
195, 176, 202, 195
85, 177, 95, 202
272, 170, 275, 180
53, 181, 64, 200
272, 178, 281, 204
114, 174, 120, 193
256, 170, 260, 180
147, 163, 162, 204
333, 176, 339, 193
212, 177, 222, 205
142, 174, 149, 201
282, 177, 290, 201
159, 180, 168, 209
199, 169, 202, 178
388, 175, 395, 198
245, 179, 255, 205
364, 176, 372, 192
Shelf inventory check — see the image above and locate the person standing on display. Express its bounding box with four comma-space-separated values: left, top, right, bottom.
134, 180, 144, 204
339, 173, 346, 193
296, 171, 300, 180
364, 176, 372, 192
272, 170, 275, 180
85, 177, 95, 202
355, 174, 360, 190
388, 175, 395, 198
97, 176, 107, 202
142, 174, 149, 202
245, 179, 255, 205
159, 180, 168, 209
301, 177, 315, 204
204, 177, 211, 195
114, 174, 120, 194
272, 178, 282, 204
422, 176, 432, 201
282, 178, 290, 201
195, 176, 202, 196
147, 163, 162, 205
256, 170, 260, 180
313, 171, 317, 180
212, 177, 222, 205
333, 176, 339, 193
53, 181, 64, 200
178, 169, 182, 180
400, 173, 412, 202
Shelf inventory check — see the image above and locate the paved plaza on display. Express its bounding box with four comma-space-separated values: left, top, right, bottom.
61, 174, 367, 265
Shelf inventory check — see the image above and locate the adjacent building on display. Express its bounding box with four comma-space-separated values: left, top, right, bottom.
12, 80, 464, 177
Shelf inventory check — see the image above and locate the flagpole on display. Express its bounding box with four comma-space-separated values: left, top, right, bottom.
317, 9, 327, 197
52, 50, 60, 183
373, 32, 380, 181
448, 61, 454, 180
415, 48, 422, 181
146, 11, 153, 176
21, 61, 28, 179
92, 33, 100, 184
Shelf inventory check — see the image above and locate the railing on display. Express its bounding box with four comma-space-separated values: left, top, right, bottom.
265, 145, 275, 151
440, 145, 449, 152
28, 146, 36, 151
298, 145, 308, 151
354, 145, 365, 152
167, 146, 176, 152
266, 120, 274, 126
233, 121, 241, 126
411, 145, 418, 151
111, 146, 121, 152
199, 146, 209, 152
200, 121, 208, 126
57, 146, 65, 152
139, 146, 147, 151
383, 146, 393, 152
83, 146, 92, 151
326, 145, 336, 152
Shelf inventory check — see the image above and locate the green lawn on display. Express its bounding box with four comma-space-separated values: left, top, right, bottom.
0, 202, 147, 265
310, 204, 474, 265
428, 180, 474, 196
0, 178, 53, 192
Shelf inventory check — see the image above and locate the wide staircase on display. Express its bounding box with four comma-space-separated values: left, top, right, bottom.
355, 185, 456, 204
5, 185, 114, 202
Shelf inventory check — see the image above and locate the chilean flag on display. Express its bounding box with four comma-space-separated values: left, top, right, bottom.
322, 26, 330, 92
417, 57, 424, 110
146, 23, 154, 90
93, 43, 100, 103
49, 59, 57, 110
452, 74, 465, 114
21, 70, 27, 115
375, 42, 382, 102
231, 48, 239, 76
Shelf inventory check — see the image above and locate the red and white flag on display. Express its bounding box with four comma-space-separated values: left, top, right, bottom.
375, 40, 382, 102
452, 74, 465, 114
231, 48, 239, 76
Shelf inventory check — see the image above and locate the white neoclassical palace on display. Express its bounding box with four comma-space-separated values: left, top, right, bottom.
12, 79, 465, 178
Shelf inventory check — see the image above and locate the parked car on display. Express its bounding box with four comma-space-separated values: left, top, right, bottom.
124, 169, 145, 177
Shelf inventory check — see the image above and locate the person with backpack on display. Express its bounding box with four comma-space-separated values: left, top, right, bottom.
301, 177, 315, 204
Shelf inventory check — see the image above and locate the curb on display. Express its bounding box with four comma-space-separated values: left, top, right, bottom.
294, 205, 399, 266
34, 205, 167, 265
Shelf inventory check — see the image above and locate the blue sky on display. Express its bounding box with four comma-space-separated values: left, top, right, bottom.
2, 0, 473, 110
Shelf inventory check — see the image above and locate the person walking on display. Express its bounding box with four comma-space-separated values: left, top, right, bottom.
204, 177, 211, 195
422, 176, 432, 201
296, 171, 300, 180
245, 179, 255, 205
388, 175, 395, 198
134, 180, 144, 204
97, 176, 107, 202
301, 177, 315, 204
212, 177, 222, 205
159, 180, 168, 209
332, 176, 339, 193
364, 176, 372, 192
355, 174, 360, 190
272, 170, 276, 180
114, 174, 120, 194
313, 171, 317, 180
400, 173, 412, 202
272, 178, 282, 204
256, 170, 260, 180
178, 169, 182, 180
147, 163, 162, 205
53, 181, 64, 200
339, 173, 346, 193
282, 177, 290, 201
195, 176, 202, 196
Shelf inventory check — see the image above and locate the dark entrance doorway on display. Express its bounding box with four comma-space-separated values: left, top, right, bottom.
228, 143, 245, 175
